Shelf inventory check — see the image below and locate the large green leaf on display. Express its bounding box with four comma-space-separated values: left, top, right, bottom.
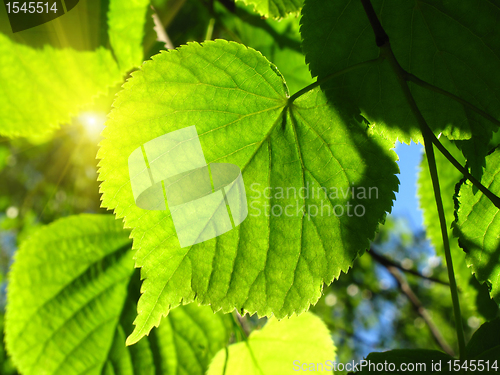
207, 312, 335, 375
5, 214, 231, 375
300, 0, 500, 146
417, 138, 498, 319
97, 40, 399, 344
236, 0, 302, 19
454, 148, 500, 304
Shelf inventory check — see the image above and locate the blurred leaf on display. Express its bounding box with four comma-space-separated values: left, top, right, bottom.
0, 33, 122, 138
0, 146, 10, 172
0, 0, 154, 139
216, 2, 313, 95
108, 0, 151, 70
5, 214, 231, 375
207, 312, 335, 375
237, 0, 302, 19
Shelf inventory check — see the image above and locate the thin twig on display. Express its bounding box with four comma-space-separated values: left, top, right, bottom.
151, 6, 174, 49
370, 249, 449, 286
369, 251, 455, 356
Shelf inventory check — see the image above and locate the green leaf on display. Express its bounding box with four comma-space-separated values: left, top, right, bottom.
300, 0, 500, 145
5, 214, 231, 375
352, 349, 453, 374
0, 33, 122, 138
236, 0, 302, 19
97, 40, 399, 344
215, 2, 314, 95
466, 318, 500, 359
207, 312, 335, 375
417, 138, 498, 320
108, 0, 151, 70
454, 148, 500, 304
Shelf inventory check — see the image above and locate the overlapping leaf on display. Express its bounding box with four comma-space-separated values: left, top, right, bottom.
108, 0, 151, 70
207, 312, 335, 374
465, 318, 500, 360
5, 214, 231, 375
237, 0, 302, 19
216, 2, 314, 95
454, 148, 500, 304
418, 138, 498, 319
97, 40, 399, 344
301, 0, 500, 147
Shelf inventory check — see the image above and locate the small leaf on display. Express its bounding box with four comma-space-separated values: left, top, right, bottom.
418, 138, 498, 320
207, 312, 335, 375
466, 318, 500, 360
98, 40, 399, 344
236, 0, 302, 19
453, 148, 500, 304
108, 0, 151, 70
216, 2, 314, 95
300, 0, 500, 145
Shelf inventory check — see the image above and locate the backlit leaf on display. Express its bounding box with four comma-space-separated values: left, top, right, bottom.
207, 312, 335, 375
5, 214, 231, 375
237, 0, 302, 19
97, 40, 399, 344
453, 148, 500, 304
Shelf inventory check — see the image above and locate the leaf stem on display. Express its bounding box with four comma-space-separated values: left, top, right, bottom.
288, 57, 383, 103
205, 17, 216, 41
231, 311, 248, 341
359, 0, 467, 357
406, 73, 500, 128
425, 127, 500, 209
360, 0, 389, 47
380, 41, 467, 359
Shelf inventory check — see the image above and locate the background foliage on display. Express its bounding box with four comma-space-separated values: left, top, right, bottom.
1, 0, 499, 374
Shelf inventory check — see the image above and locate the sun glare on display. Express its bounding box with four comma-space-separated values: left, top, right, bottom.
79, 112, 107, 138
